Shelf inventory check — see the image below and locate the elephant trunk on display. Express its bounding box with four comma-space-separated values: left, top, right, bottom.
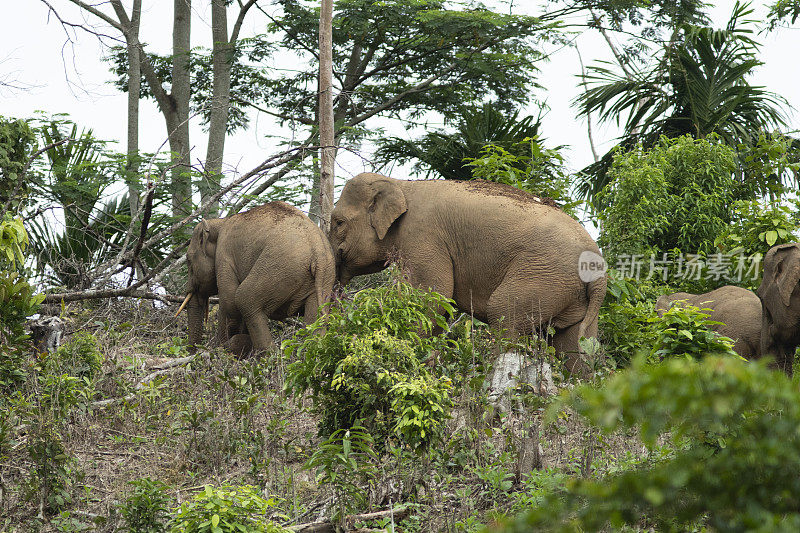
187, 294, 208, 354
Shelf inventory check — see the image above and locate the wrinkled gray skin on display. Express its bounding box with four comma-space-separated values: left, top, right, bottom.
328, 172, 607, 374
757, 243, 800, 375
184, 202, 335, 354
655, 285, 762, 359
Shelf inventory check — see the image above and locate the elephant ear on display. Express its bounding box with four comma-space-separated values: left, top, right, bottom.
368, 179, 407, 240
773, 244, 800, 307
199, 219, 221, 257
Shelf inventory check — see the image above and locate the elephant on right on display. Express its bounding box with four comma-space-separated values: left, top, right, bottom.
758, 243, 800, 375
655, 285, 762, 360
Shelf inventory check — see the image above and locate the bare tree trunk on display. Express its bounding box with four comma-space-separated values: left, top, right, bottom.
317, 0, 335, 233
309, 151, 321, 224
170, 0, 193, 221
122, 0, 143, 214
575, 45, 599, 163
202, 0, 232, 218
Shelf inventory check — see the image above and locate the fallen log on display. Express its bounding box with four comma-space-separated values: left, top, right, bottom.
288, 506, 409, 532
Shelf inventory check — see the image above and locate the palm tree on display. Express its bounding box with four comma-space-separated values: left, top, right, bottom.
374, 103, 544, 181
574, 1, 790, 206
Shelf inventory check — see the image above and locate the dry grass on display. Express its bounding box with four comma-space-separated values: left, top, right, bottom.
0, 299, 649, 532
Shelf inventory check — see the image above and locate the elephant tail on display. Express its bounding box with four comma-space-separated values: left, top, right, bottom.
311, 253, 334, 312
578, 274, 607, 341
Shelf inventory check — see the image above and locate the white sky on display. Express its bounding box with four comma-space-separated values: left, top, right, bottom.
1, 0, 798, 216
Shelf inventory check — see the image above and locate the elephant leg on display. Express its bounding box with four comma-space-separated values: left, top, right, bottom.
774, 344, 795, 376
403, 251, 455, 331
551, 322, 591, 378
216, 265, 241, 347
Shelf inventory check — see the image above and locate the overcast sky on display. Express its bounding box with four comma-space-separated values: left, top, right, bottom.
1, 0, 798, 209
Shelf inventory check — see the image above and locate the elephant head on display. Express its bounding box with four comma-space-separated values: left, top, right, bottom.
182, 219, 223, 351
757, 243, 800, 373
328, 173, 407, 284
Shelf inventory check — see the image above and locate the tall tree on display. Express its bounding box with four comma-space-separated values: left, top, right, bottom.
374, 104, 545, 181
573, 1, 789, 205
224, 0, 549, 206
110, 0, 142, 218
55, 0, 259, 220
317, 0, 334, 232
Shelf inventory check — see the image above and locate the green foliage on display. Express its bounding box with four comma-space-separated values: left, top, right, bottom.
650, 303, 738, 361
0, 115, 37, 209
374, 104, 544, 181
597, 135, 739, 265
504, 356, 800, 532
51, 331, 104, 380
598, 272, 662, 367
576, 2, 789, 204
304, 425, 378, 522
170, 484, 288, 533
0, 214, 43, 392
121, 478, 172, 533
284, 270, 455, 451
25, 120, 133, 289
716, 198, 800, 261
464, 138, 575, 213
767, 0, 800, 29
23, 424, 80, 515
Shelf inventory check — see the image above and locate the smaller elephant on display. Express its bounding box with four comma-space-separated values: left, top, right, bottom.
655, 285, 762, 359
757, 243, 800, 375
177, 202, 336, 354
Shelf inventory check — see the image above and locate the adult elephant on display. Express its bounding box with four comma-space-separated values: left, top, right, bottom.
328, 172, 607, 374
655, 286, 762, 359
177, 202, 335, 354
758, 243, 800, 375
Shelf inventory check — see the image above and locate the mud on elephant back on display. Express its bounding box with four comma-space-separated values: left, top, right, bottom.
758, 243, 800, 375
327, 172, 607, 376
176, 201, 336, 356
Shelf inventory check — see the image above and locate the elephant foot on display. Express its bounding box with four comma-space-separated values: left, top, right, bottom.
226, 334, 254, 358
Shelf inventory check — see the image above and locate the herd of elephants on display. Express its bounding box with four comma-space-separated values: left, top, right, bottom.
174, 172, 800, 377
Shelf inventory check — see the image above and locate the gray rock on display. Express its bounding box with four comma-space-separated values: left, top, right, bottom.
486, 352, 556, 417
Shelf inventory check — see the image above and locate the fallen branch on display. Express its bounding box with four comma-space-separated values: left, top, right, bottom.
288, 506, 409, 533
92, 353, 199, 407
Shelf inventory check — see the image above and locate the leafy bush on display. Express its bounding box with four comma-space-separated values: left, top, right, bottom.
50, 331, 104, 379
598, 135, 740, 265
121, 478, 172, 533
284, 271, 456, 452
650, 303, 738, 361
598, 272, 663, 367
0, 116, 37, 209
0, 214, 43, 392
504, 356, 800, 532
23, 423, 80, 515
170, 484, 288, 533
304, 425, 378, 522
716, 198, 800, 267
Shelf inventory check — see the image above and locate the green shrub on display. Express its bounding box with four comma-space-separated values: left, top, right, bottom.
0, 214, 43, 393
121, 478, 172, 533
598, 272, 663, 367
23, 423, 80, 515
464, 138, 576, 214
170, 484, 288, 533
650, 303, 738, 361
504, 356, 800, 532
284, 271, 456, 452
51, 331, 104, 379
598, 135, 740, 266
304, 425, 378, 522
